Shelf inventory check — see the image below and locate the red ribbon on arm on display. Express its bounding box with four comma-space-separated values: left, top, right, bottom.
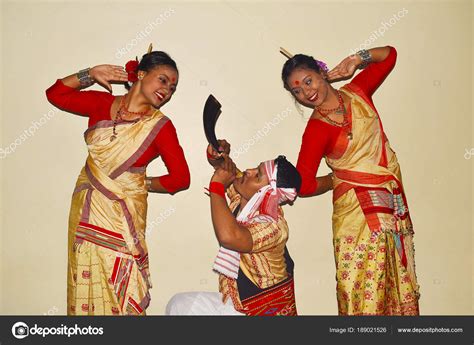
208, 181, 225, 199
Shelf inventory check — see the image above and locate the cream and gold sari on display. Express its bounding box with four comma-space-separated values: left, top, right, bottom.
67, 111, 169, 315
327, 83, 420, 315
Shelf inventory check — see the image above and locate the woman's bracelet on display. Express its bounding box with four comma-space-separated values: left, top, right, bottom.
77, 67, 94, 88
356, 49, 372, 69
145, 177, 153, 192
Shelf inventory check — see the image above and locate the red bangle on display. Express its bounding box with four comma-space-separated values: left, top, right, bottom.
206, 149, 213, 160
209, 182, 225, 198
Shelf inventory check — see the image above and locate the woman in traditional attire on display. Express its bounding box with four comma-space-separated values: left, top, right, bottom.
281, 45, 420, 315
46, 46, 190, 315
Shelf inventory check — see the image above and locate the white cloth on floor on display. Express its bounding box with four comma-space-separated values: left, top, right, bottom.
165, 292, 244, 316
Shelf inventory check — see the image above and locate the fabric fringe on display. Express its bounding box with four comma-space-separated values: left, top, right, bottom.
402, 233, 420, 298
73, 241, 82, 253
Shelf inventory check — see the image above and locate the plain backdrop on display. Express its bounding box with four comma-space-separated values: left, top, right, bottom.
0, 0, 472, 315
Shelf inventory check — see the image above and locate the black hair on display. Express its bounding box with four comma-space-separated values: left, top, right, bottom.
275, 155, 302, 193
125, 51, 178, 90
281, 54, 321, 91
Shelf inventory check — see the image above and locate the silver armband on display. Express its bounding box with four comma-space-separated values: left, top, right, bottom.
77, 67, 94, 88
356, 49, 372, 69
145, 177, 153, 192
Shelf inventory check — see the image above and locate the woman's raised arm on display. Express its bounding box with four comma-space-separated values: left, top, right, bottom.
328, 46, 397, 98
46, 64, 127, 117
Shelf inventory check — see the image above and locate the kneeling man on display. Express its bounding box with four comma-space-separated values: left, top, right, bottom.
166, 142, 301, 316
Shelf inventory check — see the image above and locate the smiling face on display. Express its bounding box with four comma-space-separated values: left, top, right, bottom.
233, 162, 270, 201
139, 65, 178, 108
287, 67, 330, 109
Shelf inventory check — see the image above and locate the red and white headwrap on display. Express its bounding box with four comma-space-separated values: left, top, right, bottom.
213, 159, 298, 279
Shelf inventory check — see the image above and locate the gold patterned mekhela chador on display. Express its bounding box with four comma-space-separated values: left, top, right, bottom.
67, 110, 169, 315
327, 83, 420, 315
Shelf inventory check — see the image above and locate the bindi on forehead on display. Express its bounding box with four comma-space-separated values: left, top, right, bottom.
294, 80, 300, 86
171, 77, 176, 82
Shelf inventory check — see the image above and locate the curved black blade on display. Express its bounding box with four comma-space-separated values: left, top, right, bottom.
203, 94, 222, 152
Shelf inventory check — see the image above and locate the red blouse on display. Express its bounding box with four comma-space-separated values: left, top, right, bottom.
45, 79, 190, 194
296, 46, 397, 196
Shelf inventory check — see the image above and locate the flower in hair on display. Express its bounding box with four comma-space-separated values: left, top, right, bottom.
125, 57, 139, 83
316, 60, 329, 73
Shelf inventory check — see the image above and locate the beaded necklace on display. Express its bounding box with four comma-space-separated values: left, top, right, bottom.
110, 96, 153, 142
317, 90, 353, 140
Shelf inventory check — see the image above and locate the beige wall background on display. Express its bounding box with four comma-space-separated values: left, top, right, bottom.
0, 0, 472, 315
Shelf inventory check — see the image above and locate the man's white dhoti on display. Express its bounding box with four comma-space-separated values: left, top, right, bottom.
165, 292, 244, 316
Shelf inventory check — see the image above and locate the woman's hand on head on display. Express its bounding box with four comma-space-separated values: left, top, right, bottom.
89, 65, 129, 93
327, 55, 361, 82
211, 154, 236, 188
